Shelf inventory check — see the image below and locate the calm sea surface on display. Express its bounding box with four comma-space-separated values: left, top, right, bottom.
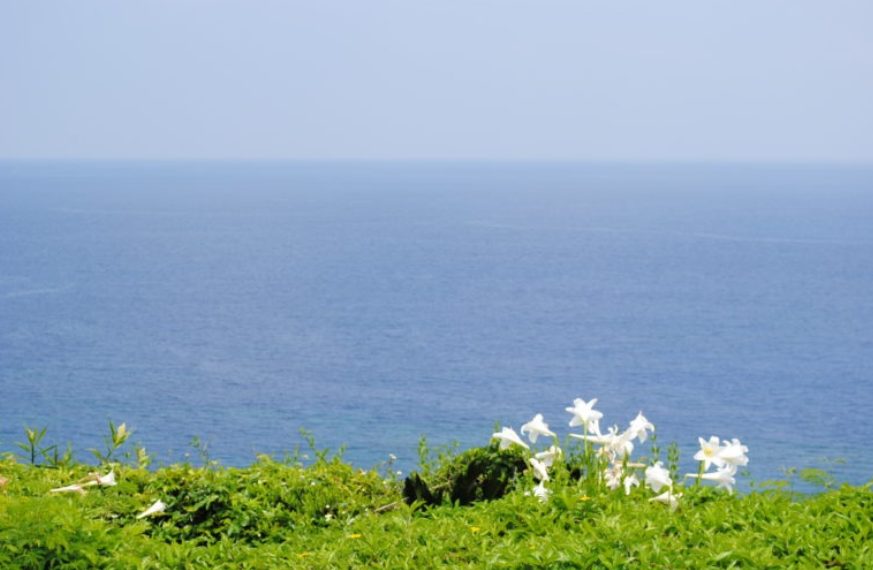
1, 162, 871, 484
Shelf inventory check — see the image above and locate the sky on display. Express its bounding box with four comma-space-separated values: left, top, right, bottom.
2, 1, 872, 161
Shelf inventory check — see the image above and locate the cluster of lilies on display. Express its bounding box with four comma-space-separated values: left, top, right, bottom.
41, 397, 749, 518
493, 397, 749, 510
49, 471, 166, 520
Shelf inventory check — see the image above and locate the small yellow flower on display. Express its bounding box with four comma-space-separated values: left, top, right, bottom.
348, 533, 363, 539
579, 495, 590, 501
297, 552, 312, 559
469, 526, 481, 533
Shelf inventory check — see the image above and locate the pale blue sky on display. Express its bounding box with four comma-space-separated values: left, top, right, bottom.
2, 1, 872, 161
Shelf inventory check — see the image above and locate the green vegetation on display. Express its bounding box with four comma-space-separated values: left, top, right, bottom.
0, 426, 871, 569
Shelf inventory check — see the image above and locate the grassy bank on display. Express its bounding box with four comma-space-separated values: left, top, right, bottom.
1, 442, 871, 569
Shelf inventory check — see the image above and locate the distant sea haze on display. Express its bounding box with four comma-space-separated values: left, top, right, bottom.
1, 161, 872, 485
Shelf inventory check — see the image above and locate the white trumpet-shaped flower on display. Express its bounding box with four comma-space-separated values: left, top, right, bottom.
623, 472, 640, 495
50, 483, 86, 495
81, 471, 117, 487
534, 445, 563, 468
694, 436, 723, 470
520, 413, 556, 444
644, 461, 673, 493
50, 470, 117, 494
136, 499, 167, 519
529, 457, 550, 482
570, 425, 634, 461
694, 436, 750, 470
491, 427, 530, 451
719, 438, 749, 467
530, 482, 550, 503
604, 463, 623, 491
649, 489, 682, 511
628, 412, 655, 443
569, 431, 612, 445
686, 464, 738, 494
565, 398, 603, 433
98, 471, 117, 486
607, 430, 634, 459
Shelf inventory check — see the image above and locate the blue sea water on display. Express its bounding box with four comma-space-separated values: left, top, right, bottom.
1, 161, 872, 484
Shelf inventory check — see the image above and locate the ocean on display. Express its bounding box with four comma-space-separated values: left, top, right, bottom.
1, 161, 871, 484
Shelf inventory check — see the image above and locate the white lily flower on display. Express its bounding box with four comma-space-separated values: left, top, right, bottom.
686, 464, 738, 494
50, 484, 86, 494
604, 463, 622, 491
649, 489, 682, 511
136, 499, 167, 519
609, 429, 635, 459
51, 470, 117, 494
520, 413, 556, 444
529, 457, 550, 482
569, 431, 612, 445
491, 427, 530, 451
565, 398, 603, 433
623, 473, 640, 495
530, 482, 550, 503
571, 425, 633, 461
693, 436, 723, 470
644, 461, 672, 493
79, 470, 120, 488
628, 412, 655, 443
719, 438, 749, 467
534, 445, 563, 468
97, 471, 117, 486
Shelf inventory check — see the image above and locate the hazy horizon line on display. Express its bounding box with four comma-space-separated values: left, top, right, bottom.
3, 157, 873, 167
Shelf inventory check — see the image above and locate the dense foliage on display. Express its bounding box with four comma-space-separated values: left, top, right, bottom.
1, 441, 871, 569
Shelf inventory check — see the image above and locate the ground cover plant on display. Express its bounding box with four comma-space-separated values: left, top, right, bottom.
1, 399, 872, 569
